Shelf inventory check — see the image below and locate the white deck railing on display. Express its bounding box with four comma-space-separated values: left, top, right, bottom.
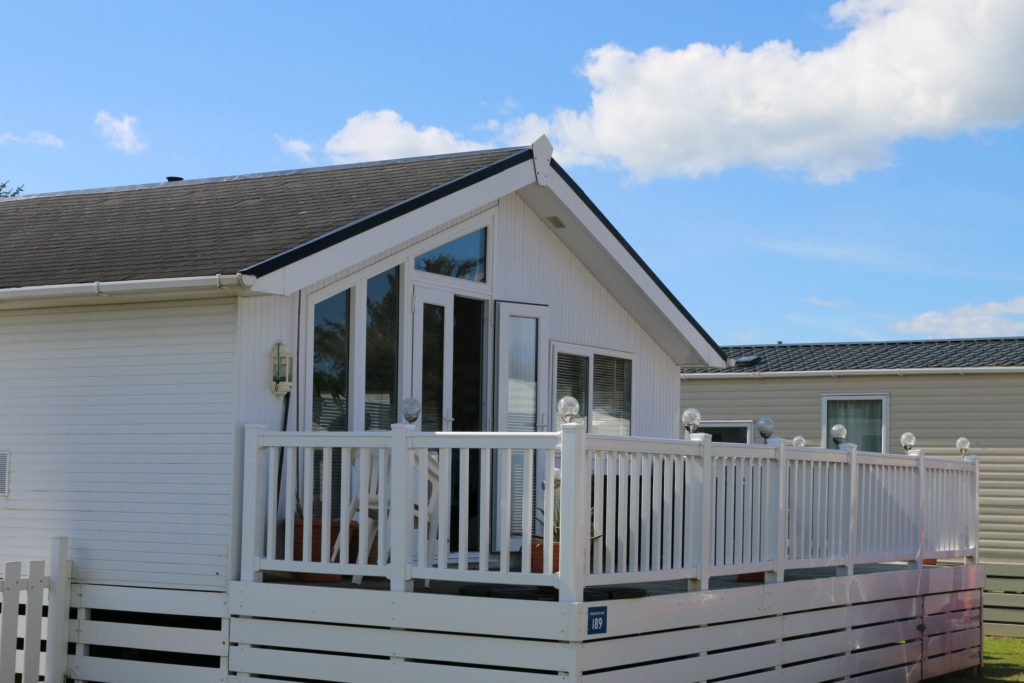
240, 424, 979, 602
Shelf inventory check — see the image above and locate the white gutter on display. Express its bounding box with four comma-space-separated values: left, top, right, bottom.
681, 366, 1024, 379
0, 273, 255, 303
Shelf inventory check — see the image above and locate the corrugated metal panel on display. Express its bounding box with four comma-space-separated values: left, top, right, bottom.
681, 373, 1024, 565
0, 298, 237, 589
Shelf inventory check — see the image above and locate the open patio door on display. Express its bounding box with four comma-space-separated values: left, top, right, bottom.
494, 302, 550, 549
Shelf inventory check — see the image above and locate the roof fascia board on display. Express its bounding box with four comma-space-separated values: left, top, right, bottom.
681, 366, 1024, 379
536, 163, 726, 368
0, 274, 255, 310
250, 153, 536, 295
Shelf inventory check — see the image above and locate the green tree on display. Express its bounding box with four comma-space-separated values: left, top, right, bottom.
0, 180, 23, 198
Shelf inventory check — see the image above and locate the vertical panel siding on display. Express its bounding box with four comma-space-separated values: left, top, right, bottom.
0, 298, 238, 589
682, 373, 1024, 564
494, 194, 680, 438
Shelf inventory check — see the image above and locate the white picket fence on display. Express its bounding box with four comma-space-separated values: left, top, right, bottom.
0, 538, 70, 683
240, 424, 979, 601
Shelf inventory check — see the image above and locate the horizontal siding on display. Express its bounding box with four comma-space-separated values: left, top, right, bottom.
0, 298, 237, 589
681, 373, 1024, 565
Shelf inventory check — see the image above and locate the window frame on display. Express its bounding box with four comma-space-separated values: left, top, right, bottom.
697, 420, 754, 444
820, 392, 889, 453
550, 341, 635, 435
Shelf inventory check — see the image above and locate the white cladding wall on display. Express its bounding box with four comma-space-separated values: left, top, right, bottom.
494, 193, 681, 438
0, 299, 238, 589
681, 372, 1024, 565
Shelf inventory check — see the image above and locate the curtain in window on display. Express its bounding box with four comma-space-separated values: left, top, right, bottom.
592, 355, 631, 436
826, 399, 883, 452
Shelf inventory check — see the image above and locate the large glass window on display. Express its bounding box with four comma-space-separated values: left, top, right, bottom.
414, 228, 486, 282
312, 289, 350, 432
554, 349, 631, 435
824, 395, 885, 452
365, 266, 400, 430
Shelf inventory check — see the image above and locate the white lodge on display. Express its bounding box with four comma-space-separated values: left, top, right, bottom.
0, 138, 984, 682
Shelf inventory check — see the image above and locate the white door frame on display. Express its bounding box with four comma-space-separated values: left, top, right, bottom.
411, 285, 455, 431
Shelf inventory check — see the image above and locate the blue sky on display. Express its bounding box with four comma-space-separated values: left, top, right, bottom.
4, 1, 1023, 345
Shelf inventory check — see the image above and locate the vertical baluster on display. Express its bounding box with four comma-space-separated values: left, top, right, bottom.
640, 452, 651, 572
651, 453, 663, 571
377, 447, 389, 566
321, 448, 332, 564
479, 448, 491, 571
358, 448, 370, 565
337, 448, 351, 564
438, 447, 451, 570
418, 448, 430, 568
747, 458, 758, 564
544, 448, 555, 574
663, 455, 674, 568
302, 447, 314, 563
520, 448, 534, 574
602, 450, 610, 573
628, 452, 641, 572
459, 448, 470, 570
592, 451, 605, 574
676, 455, 686, 569
499, 448, 512, 573
284, 446, 296, 561
267, 447, 279, 561
617, 451, 628, 573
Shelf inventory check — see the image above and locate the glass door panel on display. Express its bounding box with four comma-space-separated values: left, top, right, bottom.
412, 286, 454, 431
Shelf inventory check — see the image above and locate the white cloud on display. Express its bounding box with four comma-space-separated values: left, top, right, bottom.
324, 110, 486, 164
0, 130, 64, 148
534, 0, 1024, 181
893, 296, 1024, 338
94, 111, 146, 154
276, 135, 313, 164
807, 297, 850, 308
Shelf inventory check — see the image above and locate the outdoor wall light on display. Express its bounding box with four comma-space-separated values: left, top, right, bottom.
401, 397, 421, 424
900, 432, 917, 452
756, 416, 775, 443
269, 342, 295, 397
681, 407, 702, 436
831, 424, 847, 448
792, 435, 806, 448
558, 396, 580, 424
956, 436, 971, 458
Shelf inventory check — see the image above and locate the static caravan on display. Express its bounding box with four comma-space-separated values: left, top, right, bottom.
682, 338, 1024, 638
0, 139, 983, 682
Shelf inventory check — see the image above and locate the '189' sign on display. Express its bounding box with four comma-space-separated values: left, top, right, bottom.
588, 606, 607, 634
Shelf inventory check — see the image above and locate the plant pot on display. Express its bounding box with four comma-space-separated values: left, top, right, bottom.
922, 558, 937, 566
292, 519, 346, 582
531, 540, 560, 573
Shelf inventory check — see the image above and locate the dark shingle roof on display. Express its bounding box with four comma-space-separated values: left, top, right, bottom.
0, 147, 525, 288
683, 338, 1024, 373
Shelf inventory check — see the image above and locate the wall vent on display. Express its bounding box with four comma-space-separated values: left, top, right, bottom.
0, 451, 8, 496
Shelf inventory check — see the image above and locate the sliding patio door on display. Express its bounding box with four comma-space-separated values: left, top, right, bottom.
494, 302, 550, 546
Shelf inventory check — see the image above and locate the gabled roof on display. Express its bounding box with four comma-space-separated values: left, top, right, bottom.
0, 148, 522, 288
683, 337, 1024, 375
0, 141, 726, 367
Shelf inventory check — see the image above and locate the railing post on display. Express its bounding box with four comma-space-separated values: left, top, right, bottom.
240, 424, 266, 582
912, 447, 926, 567
685, 433, 713, 591
559, 423, 587, 603
767, 437, 786, 583
45, 536, 70, 683
840, 443, 857, 576
966, 454, 979, 564
390, 422, 414, 592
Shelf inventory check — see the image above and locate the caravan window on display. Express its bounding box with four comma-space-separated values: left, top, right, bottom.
554, 347, 632, 436
312, 289, 350, 431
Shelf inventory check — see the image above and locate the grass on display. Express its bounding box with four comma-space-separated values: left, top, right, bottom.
934, 637, 1024, 682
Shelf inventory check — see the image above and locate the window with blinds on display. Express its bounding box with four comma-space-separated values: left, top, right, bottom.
554, 350, 632, 435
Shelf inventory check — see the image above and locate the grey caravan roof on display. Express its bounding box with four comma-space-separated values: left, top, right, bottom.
0, 148, 523, 288
683, 337, 1024, 374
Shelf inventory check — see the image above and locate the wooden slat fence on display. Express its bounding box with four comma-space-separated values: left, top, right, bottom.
0, 538, 70, 683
